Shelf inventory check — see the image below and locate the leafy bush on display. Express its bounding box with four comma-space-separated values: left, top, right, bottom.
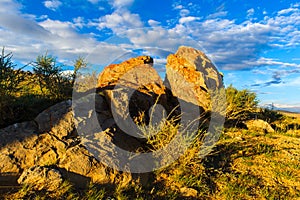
226, 85, 258, 122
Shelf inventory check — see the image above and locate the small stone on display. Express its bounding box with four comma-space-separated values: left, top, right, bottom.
180, 187, 198, 197
245, 119, 274, 133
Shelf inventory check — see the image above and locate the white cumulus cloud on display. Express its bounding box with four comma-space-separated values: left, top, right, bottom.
44, 0, 62, 11
148, 19, 161, 27
179, 16, 200, 24
97, 10, 143, 33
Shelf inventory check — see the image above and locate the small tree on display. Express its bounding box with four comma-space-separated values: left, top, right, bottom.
33, 54, 89, 99
0, 47, 24, 96
33, 53, 65, 99
226, 85, 258, 122
72, 56, 88, 84
0, 47, 26, 127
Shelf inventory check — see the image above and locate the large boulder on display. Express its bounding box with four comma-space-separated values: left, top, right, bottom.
164, 46, 224, 129
35, 100, 75, 140
96, 55, 169, 140
97, 56, 168, 115
165, 46, 223, 111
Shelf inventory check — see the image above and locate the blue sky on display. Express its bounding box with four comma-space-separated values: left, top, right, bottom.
1, 0, 300, 112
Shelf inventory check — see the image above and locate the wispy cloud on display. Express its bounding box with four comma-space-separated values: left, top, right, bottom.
0, 1, 51, 43
247, 8, 255, 17
247, 57, 300, 68
278, 7, 298, 15
251, 75, 282, 87
251, 69, 300, 87
173, 4, 183, 10
148, 19, 161, 27
207, 11, 228, 19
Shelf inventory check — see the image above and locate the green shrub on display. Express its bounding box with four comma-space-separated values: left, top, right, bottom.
72, 56, 88, 83
258, 108, 283, 123
225, 85, 258, 122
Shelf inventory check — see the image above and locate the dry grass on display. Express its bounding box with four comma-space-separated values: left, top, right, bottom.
209, 112, 300, 199
214, 129, 300, 199
278, 110, 300, 119
2, 112, 300, 199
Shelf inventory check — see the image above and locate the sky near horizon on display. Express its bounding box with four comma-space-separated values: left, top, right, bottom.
1, 0, 300, 112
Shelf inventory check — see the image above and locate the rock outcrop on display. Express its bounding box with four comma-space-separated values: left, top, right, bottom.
0, 46, 224, 191
95, 55, 170, 146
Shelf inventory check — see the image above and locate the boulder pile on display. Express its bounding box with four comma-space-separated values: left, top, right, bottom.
0, 46, 224, 190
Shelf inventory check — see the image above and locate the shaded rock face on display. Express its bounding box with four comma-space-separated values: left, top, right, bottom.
0, 46, 223, 190
0, 101, 112, 189
95, 55, 170, 151
101, 64, 168, 126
